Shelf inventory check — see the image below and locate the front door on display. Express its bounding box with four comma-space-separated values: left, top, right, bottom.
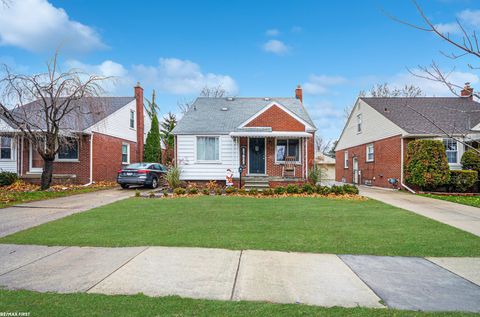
249, 138, 265, 174
352, 157, 359, 184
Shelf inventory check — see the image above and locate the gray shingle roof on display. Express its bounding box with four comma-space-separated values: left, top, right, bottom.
4, 97, 134, 131
172, 97, 316, 135
360, 97, 480, 135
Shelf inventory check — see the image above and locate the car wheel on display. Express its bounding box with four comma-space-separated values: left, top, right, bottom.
150, 177, 158, 189
120, 184, 129, 189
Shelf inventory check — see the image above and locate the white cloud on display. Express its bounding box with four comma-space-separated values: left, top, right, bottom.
305, 100, 345, 137
458, 9, 480, 27
0, 0, 105, 52
265, 29, 280, 36
434, 22, 461, 34
132, 58, 238, 95
391, 69, 479, 96
434, 9, 480, 34
303, 75, 347, 95
262, 40, 289, 55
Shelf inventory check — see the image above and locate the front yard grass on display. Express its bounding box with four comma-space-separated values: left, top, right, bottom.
0, 289, 476, 317
420, 194, 480, 208
2, 196, 479, 257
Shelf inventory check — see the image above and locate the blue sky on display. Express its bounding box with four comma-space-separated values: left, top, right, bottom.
0, 0, 479, 140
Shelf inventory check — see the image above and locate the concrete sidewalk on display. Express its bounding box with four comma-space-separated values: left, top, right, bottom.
359, 186, 480, 237
0, 244, 479, 312
0, 189, 134, 238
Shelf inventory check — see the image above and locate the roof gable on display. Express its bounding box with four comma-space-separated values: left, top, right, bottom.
240, 102, 310, 131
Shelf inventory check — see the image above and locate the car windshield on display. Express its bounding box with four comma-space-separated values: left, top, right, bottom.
125, 163, 151, 169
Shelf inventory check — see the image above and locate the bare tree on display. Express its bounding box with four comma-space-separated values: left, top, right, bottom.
386, 0, 479, 99
315, 135, 333, 156
177, 85, 228, 114
0, 51, 111, 189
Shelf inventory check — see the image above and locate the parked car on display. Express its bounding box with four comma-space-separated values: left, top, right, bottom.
117, 163, 168, 189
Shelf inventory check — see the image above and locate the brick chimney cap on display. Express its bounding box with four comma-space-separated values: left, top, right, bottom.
135, 82, 143, 89
297, 84, 302, 89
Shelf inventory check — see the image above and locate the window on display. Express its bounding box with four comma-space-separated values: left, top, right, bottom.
129, 110, 135, 129
0, 136, 12, 160
276, 139, 300, 162
57, 138, 79, 160
443, 138, 458, 164
344, 150, 348, 168
357, 114, 362, 133
197, 137, 219, 161
122, 144, 130, 164
366, 144, 374, 162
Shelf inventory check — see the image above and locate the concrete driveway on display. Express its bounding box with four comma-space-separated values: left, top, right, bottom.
0, 188, 135, 238
0, 244, 479, 312
359, 186, 480, 237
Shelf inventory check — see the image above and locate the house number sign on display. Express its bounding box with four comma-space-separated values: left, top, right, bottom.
241, 146, 246, 166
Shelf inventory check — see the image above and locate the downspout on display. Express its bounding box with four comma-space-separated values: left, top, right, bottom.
305, 137, 308, 180
83, 132, 94, 186
400, 138, 415, 194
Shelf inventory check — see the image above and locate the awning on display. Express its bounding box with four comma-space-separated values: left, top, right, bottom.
229, 131, 312, 138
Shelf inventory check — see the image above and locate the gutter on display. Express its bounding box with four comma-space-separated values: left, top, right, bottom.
400, 138, 415, 194
83, 132, 94, 186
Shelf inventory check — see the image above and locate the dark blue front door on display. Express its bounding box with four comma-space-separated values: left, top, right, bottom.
249, 138, 265, 174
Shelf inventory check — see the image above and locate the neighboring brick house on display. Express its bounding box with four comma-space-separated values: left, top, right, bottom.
0, 84, 151, 184
335, 84, 480, 189
172, 86, 316, 188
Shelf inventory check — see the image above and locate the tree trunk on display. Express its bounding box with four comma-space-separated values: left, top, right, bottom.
40, 158, 54, 190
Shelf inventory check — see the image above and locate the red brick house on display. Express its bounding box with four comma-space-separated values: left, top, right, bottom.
0, 84, 151, 184
335, 84, 480, 189
172, 86, 316, 188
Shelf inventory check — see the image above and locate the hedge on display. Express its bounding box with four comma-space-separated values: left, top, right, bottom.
461, 150, 480, 173
0, 171, 18, 186
449, 170, 477, 193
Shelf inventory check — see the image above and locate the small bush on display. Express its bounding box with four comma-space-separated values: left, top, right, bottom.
237, 188, 247, 195
274, 186, 285, 195
262, 188, 274, 196
449, 170, 477, 193
286, 184, 299, 194
308, 165, 320, 185
330, 185, 345, 195
248, 188, 258, 196
215, 187, 223, 195
0, 171, 18, 186
225, 187, 236, 194
134, 190, 141, 197
163, 189, 169, 197
342, 184, 359, 195
206, 180, 218, 191
405, 140, 450, 190
461, 150, 480, 173
316, 185, 331, 195
202, 188, 210, 195
301, 183, 315, 195
188, 187, 198, 195
173, 187, 186, 195
148, 191, 156, 198
165, 167, 182, 189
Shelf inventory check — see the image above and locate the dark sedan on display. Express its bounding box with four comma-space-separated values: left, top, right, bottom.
117, 163, 168, 189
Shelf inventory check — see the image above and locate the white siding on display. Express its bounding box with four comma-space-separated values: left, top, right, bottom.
177, 135, 239, 180
0, 118, 15, 132
335, 99, 405, 151
0, 136, 17, 173
84, 100, 151, 143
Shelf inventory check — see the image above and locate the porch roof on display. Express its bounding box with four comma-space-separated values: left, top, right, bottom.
229, 131, 312, 138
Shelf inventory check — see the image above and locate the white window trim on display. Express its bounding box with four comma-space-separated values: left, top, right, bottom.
55, 137, 80, 162
122, 143, 130, 164
274, 138, 302, 164
195, 135, 221, 163
356, 114, 362, 134
443, 138, 460, 166
344, 150, 349, 169
129, 110, 136, 130
0, 136, 14, 161
366, 143, 374, 162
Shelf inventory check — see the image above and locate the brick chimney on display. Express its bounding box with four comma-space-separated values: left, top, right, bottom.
134, 82, 144, 162
461, 82, 474, 100
295, 84, 303, 103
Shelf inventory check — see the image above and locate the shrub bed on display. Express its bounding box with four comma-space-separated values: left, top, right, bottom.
448, 170, 477, 193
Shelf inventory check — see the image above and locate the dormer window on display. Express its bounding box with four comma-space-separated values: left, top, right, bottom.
130, 110, 135, 129
357, 114, 362, 133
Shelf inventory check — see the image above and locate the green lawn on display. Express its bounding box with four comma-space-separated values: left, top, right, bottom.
0, 289, 476, 317
2, 196, 479, 257
421, 194, 480, 208
0, 186, 113, 209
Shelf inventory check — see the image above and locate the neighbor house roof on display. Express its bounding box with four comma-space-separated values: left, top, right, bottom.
360, 97, 480, 135
2, 97, 135, 132
172, 97, 316, 135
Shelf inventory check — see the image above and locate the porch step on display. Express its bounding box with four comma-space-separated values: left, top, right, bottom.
244, 177, 270, 190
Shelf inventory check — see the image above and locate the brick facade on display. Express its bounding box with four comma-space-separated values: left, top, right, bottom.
335, 135, 402, 188
245, 105, 305, 131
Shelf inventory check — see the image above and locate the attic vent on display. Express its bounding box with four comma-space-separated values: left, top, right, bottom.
264, 97, 270, 101
221, 107, 228, 111
226, 97, 234, 101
